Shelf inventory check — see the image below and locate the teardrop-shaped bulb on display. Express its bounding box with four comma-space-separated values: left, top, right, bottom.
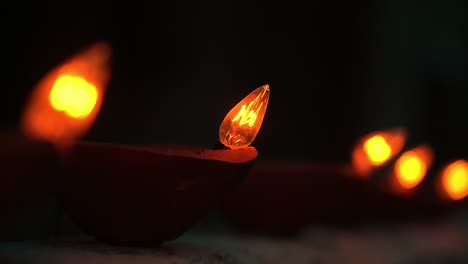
219, 84, 270, 149
394, 145, 433, 189
21, 42, 111, 147
441, 159, 468, 201
351, 128, 407, 178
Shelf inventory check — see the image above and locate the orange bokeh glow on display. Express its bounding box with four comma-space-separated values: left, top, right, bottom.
394, 145, 433, 189
219, 84, 270, 149
441, 160, 468, 201
49, 75, 98, 119
351, 128, 406, 177
363, 135, 392, 165
21, 42, 111, 148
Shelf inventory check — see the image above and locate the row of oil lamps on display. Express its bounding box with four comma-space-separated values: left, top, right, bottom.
19, 41, 468, 203
2, 41, 466, 244
351, 128, 467, 202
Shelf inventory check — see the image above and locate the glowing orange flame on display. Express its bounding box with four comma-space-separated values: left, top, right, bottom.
351, 128, 406, 177
363, 135, 392, 165
441, 160, 468, 201
49, 75, 98, 119
219, 84, 270, 149
21, 42, 111, 148
394, 145, 433, 189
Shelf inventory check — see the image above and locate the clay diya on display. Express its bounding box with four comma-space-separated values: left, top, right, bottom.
223, 128, 457, 236
0, 131, 56, 211
55, 84, 269, 244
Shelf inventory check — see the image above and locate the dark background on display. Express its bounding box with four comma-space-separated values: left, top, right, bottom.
1, 0, 467, 163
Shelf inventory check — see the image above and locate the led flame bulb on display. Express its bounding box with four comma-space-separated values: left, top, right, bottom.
49, 75, 98, 119
363, 135, 392, 165
21, 42, 111, 147
441, 160, 468, 201
394, 145, 433, 189
351, 128, 406, 177
219, 84, 270, 149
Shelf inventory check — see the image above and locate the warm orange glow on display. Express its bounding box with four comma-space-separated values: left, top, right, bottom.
394, 145, 433, 189
441, 160, 468, 200
351, 128, 406, 177
21, 42, 111, 147
49, 75, 98, 118
219, 84, 270, 149
363, 135, 392, 165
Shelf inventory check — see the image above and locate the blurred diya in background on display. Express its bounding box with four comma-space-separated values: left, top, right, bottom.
21, 42, 112, 150
351, 127, 407, 179
223, 160, 365, 235
348, 129, 468, 218
223, 128, 409, 235
0, 42, 111, 211
223, 127, 465, 236
55, 84, 268, 244
389, 144, 434, 196
350, 128, 437, 197
437, 159, 468, 203
349, 129, 457, 219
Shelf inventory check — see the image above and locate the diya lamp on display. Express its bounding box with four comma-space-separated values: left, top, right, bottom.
20, 42, 112, 151
3, 38, 265, 244
222, 129, 407, 236
342, 129, 419, 225
52, 84, 267, 245
223, 159, 365, 235
351, 128, 434, 199
349, 127, 465, 222
435, 157, 468, 207
0, 42, 111, 211
222, 130, 398, 235
349, 128, 429, 219
223, 127, 447, 236
388, 148, 468, 220
388, 144, 435, 198
350, 127, 407, 180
